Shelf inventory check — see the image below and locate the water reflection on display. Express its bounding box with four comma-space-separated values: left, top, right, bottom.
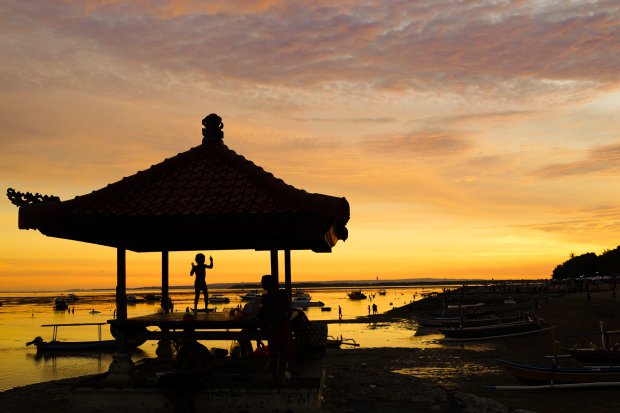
394, 363, 503, 389
0, 285, 462, 391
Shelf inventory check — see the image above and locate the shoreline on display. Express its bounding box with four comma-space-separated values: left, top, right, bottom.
2, 288, 620, 412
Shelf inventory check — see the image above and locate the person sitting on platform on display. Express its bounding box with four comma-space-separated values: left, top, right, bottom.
258, 274, 292, 385
159, 327, 212, 412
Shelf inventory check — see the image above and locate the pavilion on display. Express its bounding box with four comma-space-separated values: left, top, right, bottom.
8, 113, 348, 411
9, 114, 350, 322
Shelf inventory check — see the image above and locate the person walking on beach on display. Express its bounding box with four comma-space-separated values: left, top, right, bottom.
372, 303, 377, 315
338, 305, 342, 320
259, 274, 292, 385
190, 253, 213, 311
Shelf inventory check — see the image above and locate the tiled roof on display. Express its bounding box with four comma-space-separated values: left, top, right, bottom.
18, 137, 349, 252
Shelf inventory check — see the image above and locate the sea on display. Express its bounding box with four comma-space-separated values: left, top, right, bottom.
0, 285, 453, 392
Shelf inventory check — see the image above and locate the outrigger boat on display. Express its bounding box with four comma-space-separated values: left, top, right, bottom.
561, 322, 620, 365
26, 322, 145, 352
566, 348, 620, 365
326, 335, 360, 348
497, 358, 620, 386
440, 318, 550, 341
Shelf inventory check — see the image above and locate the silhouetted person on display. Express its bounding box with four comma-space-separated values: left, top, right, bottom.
259, 274, 292, 385
159, 327, 212, 413
338, 305, 342, 320
190, 253, 213, 311
372, 303, 377, 315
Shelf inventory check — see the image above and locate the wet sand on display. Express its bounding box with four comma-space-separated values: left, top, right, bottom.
2, 288, 619, 412
321, 288, 620, 413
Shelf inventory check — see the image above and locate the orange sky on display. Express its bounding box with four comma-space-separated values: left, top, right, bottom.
1, 1, 619, 291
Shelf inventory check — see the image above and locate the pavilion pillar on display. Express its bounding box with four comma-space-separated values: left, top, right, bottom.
270, 249, 279, 286
116, 248, 127, 321
108, 247, 134, 379
284, 249, 292, 298
161, 250, 170, 313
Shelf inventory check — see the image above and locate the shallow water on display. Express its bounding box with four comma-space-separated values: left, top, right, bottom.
0, 285, 476, 391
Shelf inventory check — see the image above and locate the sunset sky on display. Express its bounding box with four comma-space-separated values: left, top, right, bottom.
1, 1, 619, 291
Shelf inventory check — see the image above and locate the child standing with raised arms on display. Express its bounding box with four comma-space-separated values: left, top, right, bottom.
190, 253, 213, 311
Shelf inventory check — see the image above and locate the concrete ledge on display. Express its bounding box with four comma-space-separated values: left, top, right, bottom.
71, 357, 324, 413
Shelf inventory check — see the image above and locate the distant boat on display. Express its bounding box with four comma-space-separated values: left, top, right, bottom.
208, 294, 230, 304
377, 290, 387, 296
291, 296, 325, 308
54, 296, 69, 310
347, 290, 367, 300
143, 293, 161, 302
292, 290, 312, 301
126, 294, 145, 304
321, 307, 332, 312
239, 290, 261, 301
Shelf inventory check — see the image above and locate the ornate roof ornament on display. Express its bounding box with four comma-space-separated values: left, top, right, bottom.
202, 113, 224, 143
6, 188, 60, 207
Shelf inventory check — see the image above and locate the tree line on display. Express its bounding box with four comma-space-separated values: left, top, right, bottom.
552, 246, 620, 279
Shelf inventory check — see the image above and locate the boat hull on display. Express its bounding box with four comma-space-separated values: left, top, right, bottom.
31, 338, 146, 352
292, 300, 325, 308
567, 349, 620, 365
497, 359, 620, 385
440, 320, 548, 340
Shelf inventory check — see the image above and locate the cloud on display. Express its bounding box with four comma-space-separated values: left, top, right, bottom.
2, 0, 619, 102
363, 129, 474, 157
517, 206, 620, 244
532, 143, 620, 178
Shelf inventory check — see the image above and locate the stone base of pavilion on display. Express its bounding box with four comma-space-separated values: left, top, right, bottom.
71, 353, 325, 413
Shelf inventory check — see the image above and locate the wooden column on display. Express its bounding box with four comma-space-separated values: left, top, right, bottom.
284, 249, 292, 298
161, 250, 169, 313
116, 247, 127, 321
270, 249, 279, 286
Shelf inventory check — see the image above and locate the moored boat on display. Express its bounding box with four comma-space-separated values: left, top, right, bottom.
239, 289, 261, 301
440, 318, 549, 340
566, 347, 620, 365
347, 290, 366, 300
326, 335, 360, 348
126, 294, 145, 304
497, 358, 620, 385
292, 290, 312, 301
66, 293, 79, 303
143, 293, 161, 301
208, 294, 230, 304
26, 322, 146, 352
291, 297, 325, 308
54, 296, 69, 310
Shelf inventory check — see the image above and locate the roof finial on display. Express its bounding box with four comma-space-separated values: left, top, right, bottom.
202, 113, 224, 143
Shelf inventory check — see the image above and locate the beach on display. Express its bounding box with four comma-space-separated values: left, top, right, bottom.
2, 288, 619, 412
